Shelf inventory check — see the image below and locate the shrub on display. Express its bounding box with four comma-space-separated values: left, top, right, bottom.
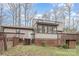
41, 42, 46, 47
76, 42, 79, 45
57, 45, 62, 47
62, 44, 68, 49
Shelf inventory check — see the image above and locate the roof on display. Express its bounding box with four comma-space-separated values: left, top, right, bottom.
37, 21, 59, 26
34, 19, 62, 26
61, 32, 79, 35
0, 32, 25, 34
0, 25, 34, 30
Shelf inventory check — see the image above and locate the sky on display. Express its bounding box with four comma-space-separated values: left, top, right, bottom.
2, 3, 79, 18
1, 3, 79, 27
33, 3, 79, 15
33, 3, 53, 14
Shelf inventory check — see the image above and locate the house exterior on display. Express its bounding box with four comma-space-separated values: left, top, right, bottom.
0, 26, 34, 50
33, 19, 64, 46
0, 19, 64, 47
2, 26, 33, 39
0, 19, 77, 49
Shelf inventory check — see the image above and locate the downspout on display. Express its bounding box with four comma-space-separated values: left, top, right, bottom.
56, 25, 59, 46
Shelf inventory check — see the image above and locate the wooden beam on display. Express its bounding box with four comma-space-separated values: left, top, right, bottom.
3, 28, 7, 51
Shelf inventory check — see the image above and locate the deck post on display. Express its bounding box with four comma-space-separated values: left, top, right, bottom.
3, 35, 7, 51
3, 28, 7, 51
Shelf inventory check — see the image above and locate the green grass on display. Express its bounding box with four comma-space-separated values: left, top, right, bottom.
0, 45, 78, 56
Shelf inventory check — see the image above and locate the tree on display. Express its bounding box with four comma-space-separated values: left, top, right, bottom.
22, 3, 31, 26
64, 3, 72, 30
8, 3, 18, 26
0, 4, 3, 25
22, 3, 36, 27
75, 12, 79, 31
18, 3, 21, 27
42, 12, 50, 20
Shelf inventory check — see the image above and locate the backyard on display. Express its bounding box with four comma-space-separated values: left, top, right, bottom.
0, 44, 78, 56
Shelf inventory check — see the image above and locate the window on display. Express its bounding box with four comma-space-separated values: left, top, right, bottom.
37, 25, 42, 33
16, 29, 20, 37
0, 27, 3, 32
52, 26, 57, 34
37, 24, 57, 34
16, 29, 20, 33
42, 25, 45, 33
45, 26, 48, 33
37, 25, 48, 33
48, 26, 53, 34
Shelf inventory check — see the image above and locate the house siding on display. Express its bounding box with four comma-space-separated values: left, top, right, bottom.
35, 33, 58, 39
20, 30, 33, 39
4, 28, 33, 39
4, 29, 16, 38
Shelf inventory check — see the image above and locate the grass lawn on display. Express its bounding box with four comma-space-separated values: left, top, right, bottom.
0, 45, 78, 56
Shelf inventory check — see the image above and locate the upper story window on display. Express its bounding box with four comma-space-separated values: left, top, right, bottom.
37, 25, 42, 33
42, 25, 45, 33
48, 26, 53, 34
37, 25, 48, 33
52, 26, 57, 33
45, 26, 48, 33
37, 24, 57, 34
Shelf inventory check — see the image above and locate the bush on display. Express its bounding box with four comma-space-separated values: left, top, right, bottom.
57, 45, 62, 47
62, 44, 68, 49
76, 42, 79, 45
41, 42, 46, 47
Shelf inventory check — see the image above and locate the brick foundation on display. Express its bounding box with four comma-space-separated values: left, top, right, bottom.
34, 39, 64, 47
0, 40, 4, 51
0, 33, 7, 51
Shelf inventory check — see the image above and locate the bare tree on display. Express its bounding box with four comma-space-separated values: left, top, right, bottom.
8, 3, 36, 27
0, 4, 3, 25
8, 3, 18, 26
18, 3, 21, 27
22, 3, 30, 26
42, 12, 50, 20
64, 3, 72, 30
42, 4, 58, 21
75, 12, 79, 31
22, 3, 36, 27
53, 6, 58, 22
